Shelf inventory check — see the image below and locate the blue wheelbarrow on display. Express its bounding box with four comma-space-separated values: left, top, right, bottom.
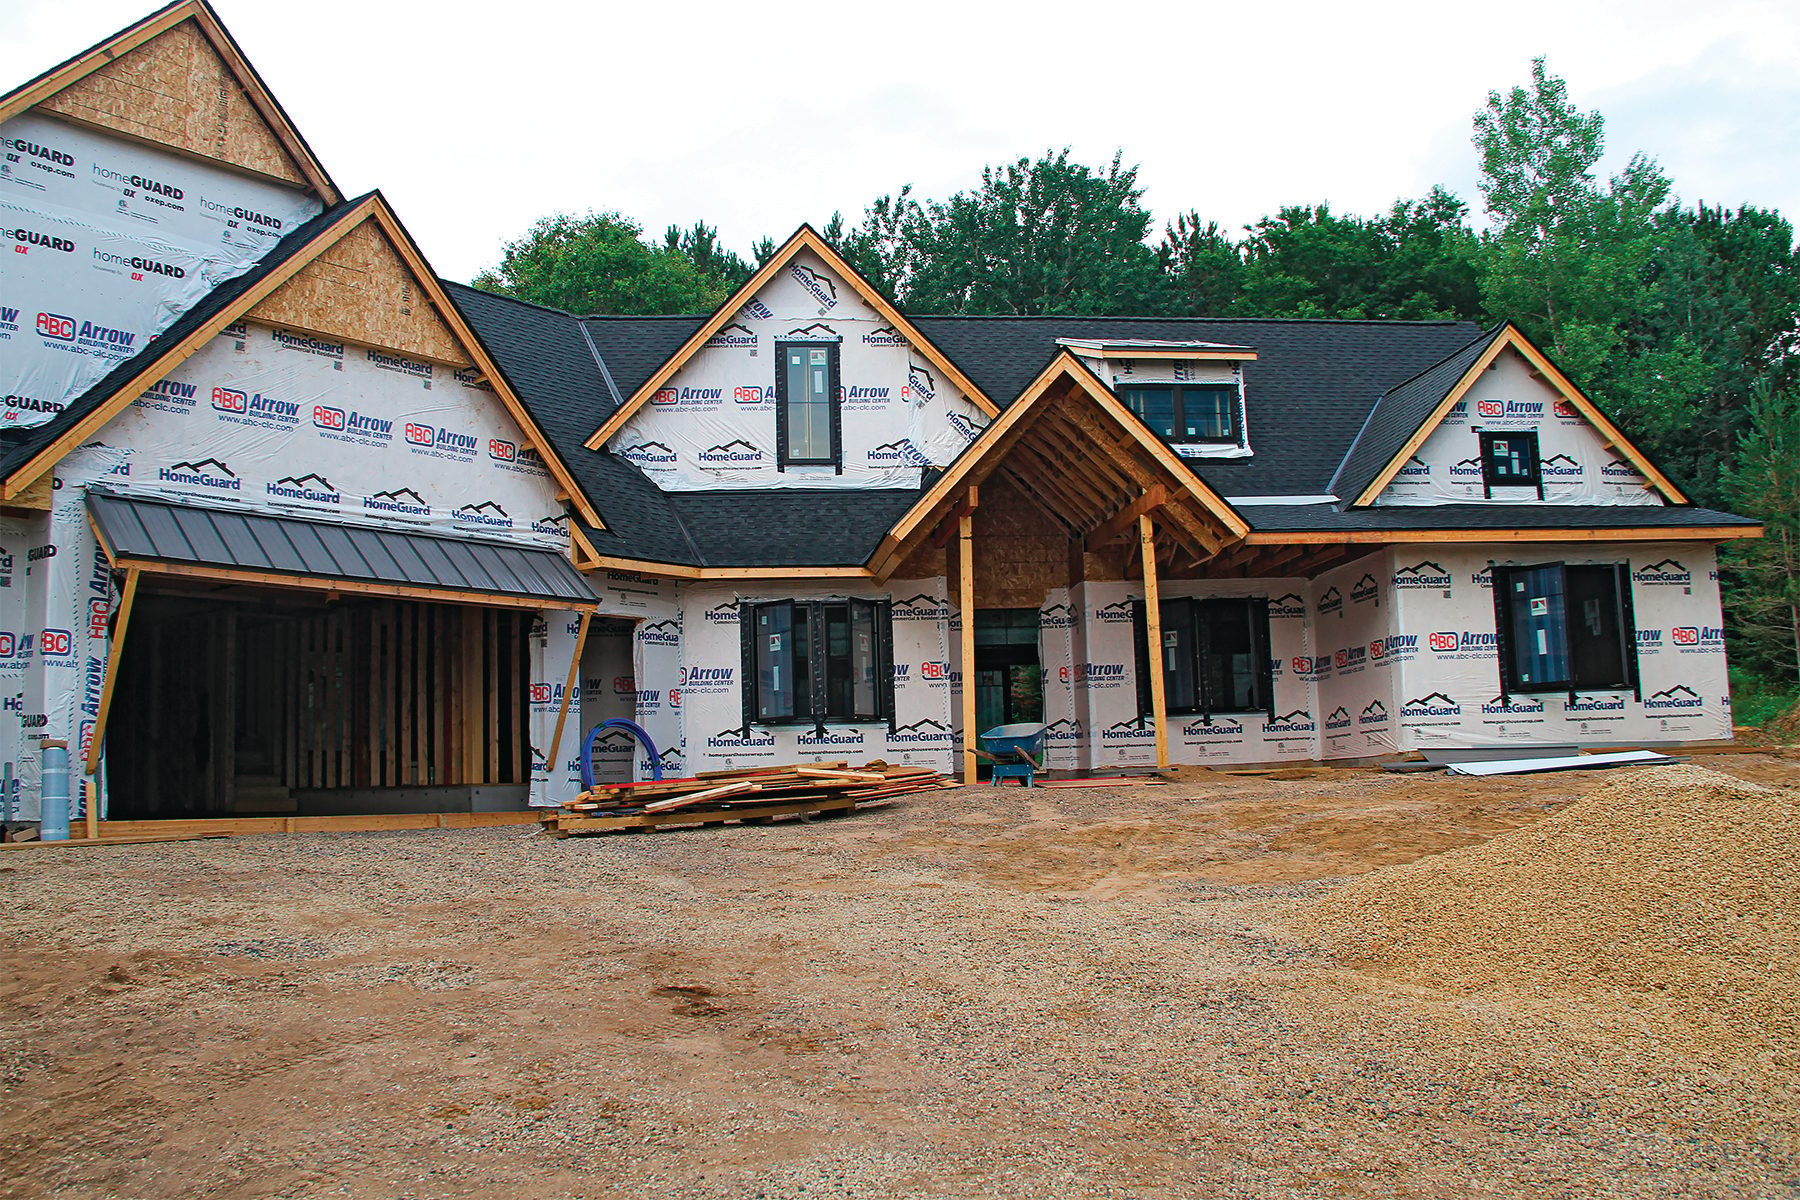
976, 722, 1048, 786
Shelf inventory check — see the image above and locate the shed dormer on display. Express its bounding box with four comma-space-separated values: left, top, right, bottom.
1058, 338, 1258, 460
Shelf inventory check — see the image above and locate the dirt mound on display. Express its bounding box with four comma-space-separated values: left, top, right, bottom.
1299, 764, 1800, 1065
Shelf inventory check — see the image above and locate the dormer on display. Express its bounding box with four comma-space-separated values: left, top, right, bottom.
1059, 338, 1258, 460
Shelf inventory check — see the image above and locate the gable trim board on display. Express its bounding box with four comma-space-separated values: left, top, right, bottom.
865, 350, 1252, 580
1349, 323, 1688, 507
583, 225, 999, 451
1243, 525, 1760, 544
0, 0, 339, 202
0, 193, 605, 530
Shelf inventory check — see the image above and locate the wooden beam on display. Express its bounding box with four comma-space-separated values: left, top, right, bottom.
1242, 525, 1762, 545
85, 567, 140, 777
547, 611, 592, 788
1140, 515, 1168, 770
1085, 486, 1169, 550
958, 502, 977, 786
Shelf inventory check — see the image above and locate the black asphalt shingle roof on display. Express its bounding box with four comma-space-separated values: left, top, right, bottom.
89, 490, 598, 603
666, 490, 922, 567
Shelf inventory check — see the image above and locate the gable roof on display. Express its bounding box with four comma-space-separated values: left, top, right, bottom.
0, 194, 602, 529
581, 225, 998, 451
1338, 322, 1688, 507
0, 0, 338, 202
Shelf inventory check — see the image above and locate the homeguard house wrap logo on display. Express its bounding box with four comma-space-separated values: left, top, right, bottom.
638, 619, 681, 647
1269, 592, 1305, 619
1359, 700, 1389, 727
90, 248, 186, 280
702, 602, 740, 625
366, 348, 433, 383
1393, 560, 1453, 591
1633, 559, 1692, 587
1450, 456, 1485, 481
271, 328, 344, 363
905, 362, 938, 404
313, 404, 394, 445
1263, 709, 1316, 735
1602, 458, 1644, 482
867, 439, 930, 468
1324, 706, 1352, 732
706, 727, 778, 755
1392, 455, 1431, 484
864, 325, 908, 347
1482, 694, 1546, 717
2, 131, 76, 178
267, 473, 340, 505
454, 501, 513, 530
893, 594, 952, 622
1095, 599, 1136, 624
4, 226, 75, 254
212, 385, 300, 429
1039, 603, 1077, 630
790, 264, 839, 311
619, 441, 678, 470
158, 458, 239, 491
1643, 684, 1703, 712
786, 323, 838, 342
948, 412, 987, 444
705, 323, 757, 349
1351, 573, 1380, 604
1566, 694, 1627, 716
1316, 586, 1344, 616
888, 718, 955, 747
363, 487, 430, 517
1540, 453, 1583, 480
1402, 692, 1462, 719
1043, 717, 1084, 747
531, 512, 570, 537
1182, 716, 1245, 740
697, 440, 766, 469
1100, 718, 1157, 746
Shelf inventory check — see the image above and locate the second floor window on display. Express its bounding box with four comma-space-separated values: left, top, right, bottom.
1120, 384, 1239, 445
777, 341, 840, 469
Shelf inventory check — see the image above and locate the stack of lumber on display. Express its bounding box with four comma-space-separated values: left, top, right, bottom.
544, 761, 952, 836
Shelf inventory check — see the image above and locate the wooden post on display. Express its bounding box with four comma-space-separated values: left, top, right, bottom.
958, 498, 977, 785
84, 778, 98, 839
547, 610, 593, 781
1139, 514, 1169, 770
85, 567, 140, 776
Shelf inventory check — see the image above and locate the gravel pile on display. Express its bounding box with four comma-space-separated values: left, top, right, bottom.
1299, 764, 1800, 1069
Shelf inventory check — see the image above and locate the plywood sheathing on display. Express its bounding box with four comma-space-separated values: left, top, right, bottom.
249, 220, 471, 367
969, 473, 1071, 609
37, 18, 308, 188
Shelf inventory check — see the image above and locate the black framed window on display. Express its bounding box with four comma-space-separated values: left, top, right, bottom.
776, 341, 841, 468
1480, 430, 1540, 489
1120, 384, 1239, 444
1133, 596, 1273, 719
1491, 562, 1638, 696
743, 598, 891, 725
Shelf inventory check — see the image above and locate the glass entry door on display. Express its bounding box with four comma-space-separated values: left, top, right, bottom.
973, 609, 1043, 736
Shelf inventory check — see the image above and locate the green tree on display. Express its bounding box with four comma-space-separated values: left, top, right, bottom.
1473, 58, 1670, 384
850, 150, 1171, 315
1157, 214, 1245, 317
472, 212, 732, 315
662, 220, 755, 288
1721, 379, 1800, 683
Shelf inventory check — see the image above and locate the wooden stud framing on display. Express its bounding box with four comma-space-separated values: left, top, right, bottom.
958, 500, 977, 785
84, 568, 140, 776
1139, 515, 1169, 770
548, 612, 593, 780
1086, 486, 1169, 551
585, 225, 997, 451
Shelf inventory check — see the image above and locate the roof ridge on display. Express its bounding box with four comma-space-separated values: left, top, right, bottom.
1376, 322, 1506, 400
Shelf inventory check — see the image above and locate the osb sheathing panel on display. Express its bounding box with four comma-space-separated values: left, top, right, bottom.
37, 19, 308, 188
970, 474, 1069, 609
249, 221, 472, 367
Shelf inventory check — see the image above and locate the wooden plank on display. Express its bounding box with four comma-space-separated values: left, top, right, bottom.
2, 832, 232, 851
486, 609, 500, 784
1140, 514, 1169, 770
959, 501, 977, 785
551, 795, 860, 834
548, 611, 592, 785
413, 604, 426, 785
1087, 486, 1169, 551
84, 567, 141, 775
336, 610, 350, 789
640, 780, 761, 814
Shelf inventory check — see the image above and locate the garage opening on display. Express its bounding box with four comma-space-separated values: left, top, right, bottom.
106, 584, 534, 819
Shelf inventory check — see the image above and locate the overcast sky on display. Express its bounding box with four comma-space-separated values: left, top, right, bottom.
9, 0, 1799, 284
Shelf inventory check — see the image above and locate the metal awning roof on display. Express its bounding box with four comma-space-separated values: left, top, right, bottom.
88, 492, 598, 610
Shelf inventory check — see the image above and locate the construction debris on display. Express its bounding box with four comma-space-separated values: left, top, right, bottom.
543, 761, 952, 836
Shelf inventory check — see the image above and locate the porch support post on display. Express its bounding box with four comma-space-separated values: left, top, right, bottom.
959, 498, 977, 784
548, 610, 593, 783
1139, 515, 1169, 770
85, 567, 140, 777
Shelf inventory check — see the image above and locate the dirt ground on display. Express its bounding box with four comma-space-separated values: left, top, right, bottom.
3, 755, 1797, 1199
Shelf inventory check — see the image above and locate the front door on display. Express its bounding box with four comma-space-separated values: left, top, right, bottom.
973, 609, 1043, 737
